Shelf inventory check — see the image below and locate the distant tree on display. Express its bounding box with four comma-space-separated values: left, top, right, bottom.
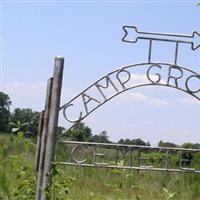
118, 139, 124, 144
182, 143, 200, 149
132, 138, 149, 146
57, 126, 66, 135
182, 143, 193, 149
118, 138, 150, 146
67, 122, 92, 141
0, 92, 11, 132
118, 138, 132, 145
158, 140, 177, 148
10, 108, 40, 136
147, 141, 151, 146
124, 138, 132, 144
191, 143, 200, 149
90, 130, 110, 143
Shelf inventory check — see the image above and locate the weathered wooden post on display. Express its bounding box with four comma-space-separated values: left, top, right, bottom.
35, 111, 45, 173
35, 56, 64, 200
35, 78, 53, 200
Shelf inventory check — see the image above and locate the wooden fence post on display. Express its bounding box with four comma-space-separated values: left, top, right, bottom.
40, 56, 64, 200
35, 111, 45, 173
35, 78, 53, 200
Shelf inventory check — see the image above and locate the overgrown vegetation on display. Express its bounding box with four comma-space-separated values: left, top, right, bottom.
1, 133, 200, 200
1, 89, 200, 199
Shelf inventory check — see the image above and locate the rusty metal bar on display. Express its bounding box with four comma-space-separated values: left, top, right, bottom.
148, 39, 152, 63
58, 141, 200, 153
35, 78, 53, 200
56, 141, 200, 174
174, 42, 179, 65
35, 110, 45, 173
54, 162, 200, 174
41, 56, 64, 200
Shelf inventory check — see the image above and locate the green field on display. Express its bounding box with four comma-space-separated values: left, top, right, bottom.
1, 134, 200, 200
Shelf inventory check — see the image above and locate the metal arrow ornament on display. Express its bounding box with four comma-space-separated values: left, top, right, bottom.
122, 26, 200, 50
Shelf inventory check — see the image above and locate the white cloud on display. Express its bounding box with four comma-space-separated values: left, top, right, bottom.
4, 81, 46, 111
177, 97, 200, 105
60, 87, 78, 105
4, 81, 75, 111
131, 74, 147, 84
118, 92, 169, 107
150, 98, 169, 107
117, 73, 166, 89
178, 129, 192, 134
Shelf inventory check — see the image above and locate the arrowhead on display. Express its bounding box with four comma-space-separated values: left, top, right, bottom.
192, 31, 200, 50
122, 26, 138, 43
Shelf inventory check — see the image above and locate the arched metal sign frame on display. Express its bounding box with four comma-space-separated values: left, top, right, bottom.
35, 26, 200, 200
59, 62, 200, 138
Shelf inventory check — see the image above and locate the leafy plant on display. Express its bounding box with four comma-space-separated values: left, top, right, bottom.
162, 187, 176, 200
45, 164, 76, 200
9, 121, 29, 134
9, 154, 36, 200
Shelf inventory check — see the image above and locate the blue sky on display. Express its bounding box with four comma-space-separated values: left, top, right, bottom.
1, 0, 200, 146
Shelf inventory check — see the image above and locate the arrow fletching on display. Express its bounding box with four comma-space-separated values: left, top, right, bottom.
192, 31, 200, 50
122, 26, 138, 43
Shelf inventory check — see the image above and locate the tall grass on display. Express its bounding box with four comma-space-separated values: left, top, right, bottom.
1, 134, 200, 200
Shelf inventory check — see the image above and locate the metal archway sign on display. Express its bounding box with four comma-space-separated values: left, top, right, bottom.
59, 62, 200, 135
35, 26, 200, 200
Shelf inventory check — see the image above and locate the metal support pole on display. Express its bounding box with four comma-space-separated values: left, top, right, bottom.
41, 56, 64, 200
35, 78, 53, 200
35, 111, 45, 173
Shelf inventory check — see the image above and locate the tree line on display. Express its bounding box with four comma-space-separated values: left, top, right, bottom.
0, 92, 149, 145
1, 91, 200, 148
0, 91, 40, 136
